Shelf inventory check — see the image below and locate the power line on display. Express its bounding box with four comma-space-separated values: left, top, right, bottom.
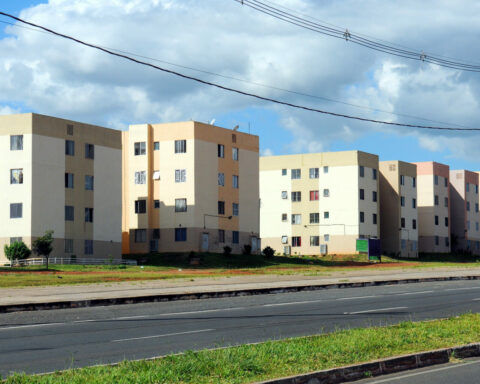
235, 0, 480, 72
0, 11, 479, 131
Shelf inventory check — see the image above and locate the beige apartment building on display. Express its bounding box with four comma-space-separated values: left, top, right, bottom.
379, 161, 418, 258
122, 121, 259, 254
260, 151, 380, 255
450, 170, 480, 254
414, 162, 451, 253
0, 113, 122, 264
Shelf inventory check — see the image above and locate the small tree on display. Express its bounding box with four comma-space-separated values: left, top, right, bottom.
4, 241, 31, 265
263, 246, 275, 259
32, 230, 54, 270
223, 246, 232, 256
242, 244, 252, 255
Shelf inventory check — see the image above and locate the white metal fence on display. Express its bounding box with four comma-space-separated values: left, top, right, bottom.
6, 257, 137, 267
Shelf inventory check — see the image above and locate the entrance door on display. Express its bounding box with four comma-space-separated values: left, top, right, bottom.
251, 237, 258, 252
201, 233, 209, 252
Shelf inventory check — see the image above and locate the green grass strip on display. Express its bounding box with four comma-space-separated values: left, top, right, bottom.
5, 314, 480, 384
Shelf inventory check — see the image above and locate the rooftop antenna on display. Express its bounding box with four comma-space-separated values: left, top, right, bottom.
209, 118, 216, 125
233, 125, 239, 131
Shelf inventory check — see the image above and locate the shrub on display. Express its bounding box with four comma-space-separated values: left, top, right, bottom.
4, 241, 31, 262
242, 244, 252, 255
223, 246, 232, 256
263, 246, 275, 258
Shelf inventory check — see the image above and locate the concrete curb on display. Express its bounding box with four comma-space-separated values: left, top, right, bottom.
1, 274, 479, 313
255, 342, 480, 384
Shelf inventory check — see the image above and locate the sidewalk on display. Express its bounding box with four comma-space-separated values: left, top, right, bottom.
1, 267, 480, 308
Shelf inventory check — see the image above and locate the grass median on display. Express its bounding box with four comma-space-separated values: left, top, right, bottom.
5, 313, 480, 383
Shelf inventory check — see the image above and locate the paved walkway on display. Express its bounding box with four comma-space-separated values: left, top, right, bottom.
1, 267, 480, 306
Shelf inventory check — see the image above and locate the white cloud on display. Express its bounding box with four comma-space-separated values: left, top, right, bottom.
261, 148, 274, 156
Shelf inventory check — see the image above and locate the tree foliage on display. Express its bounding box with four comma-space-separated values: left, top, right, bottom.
32, 230, 54, 269
4, 241, 31, 262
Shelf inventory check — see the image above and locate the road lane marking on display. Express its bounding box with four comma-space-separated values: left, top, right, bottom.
111, 328, 214, 342
344, 306, 408, 315
445, 287, 480, 291
0, 322, 65, 331
336, 295, 378, 301
472, 298, 480, 301
395, 290, 434, 296
263, 300, 326, 307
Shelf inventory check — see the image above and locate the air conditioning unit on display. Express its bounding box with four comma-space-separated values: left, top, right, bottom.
320, 244, 328, 255
283, 246, 291, 256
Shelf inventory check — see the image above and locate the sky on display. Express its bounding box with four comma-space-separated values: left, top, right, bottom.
1, 0, 480, 170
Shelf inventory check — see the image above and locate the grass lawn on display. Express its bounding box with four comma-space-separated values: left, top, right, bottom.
1, 252, 480, 288
5, 314, 480, 383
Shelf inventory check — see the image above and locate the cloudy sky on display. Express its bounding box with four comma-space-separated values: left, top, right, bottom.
1, 0, 480, 170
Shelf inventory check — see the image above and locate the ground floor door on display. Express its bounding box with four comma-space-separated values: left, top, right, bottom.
201, 233, 209, 252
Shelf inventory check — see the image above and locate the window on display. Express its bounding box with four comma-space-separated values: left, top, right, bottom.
434, 195, 439, 206
444, 197, 448, 207
175, 198, 187, 212
435, 236, 439, 246
85, 208, 94, 223
412, 177, 416, 187
10, 203, 22, 219
412, 198, 416, 209
310, 236, 319, 246
65, 239, 74, 253
218, 172, 225, 186
444, 177, 448, 187
323, 166, 329, 174
372, 169, 377, 180
292, 191, 301, 202
281, 213, 287, 222
401, 239, 406, 250
65, 206, 74, 221
232, 231, 239, 244
310, 190, 319, 201
291, 214, 301, 225
67, 124, 74, 136
359, 166, 365, 177
360, 189, 365, 200
232, 147, 239, 161
135, 229, 147, 243
174, 140, 186, 153
445, 237, 450, 247
324, 234, 330, 242
445, 217, 449, 227
232, 203, 239, 216
175, 228, 187, 242
466, 183, 470, 192
218, 144, 224, 158
412, 219, 417, 229
281, 191, 288, 199
218, 229, 225, 243
65, 140, 75, 156
218, 201, 225, 215
309, 168, 319, 179
135, 200, 147, 214
400, 175, 405, 185
133, 142, 146, 156
85, 175, 94, 191
323, 189, 330, 197
467, 201, 470, 211
153, 171, 160, 180
134, 171, 146, 185
10, 237, 22, 244
154, 200, 160, 208
232, 175, 239, 189
85, 143, 94, 159
292, 236, 301, 247
400, 196, 405, 207
282, 169, 287, 176
175, 169, 186, 183
10, 135, 23, 150
372, 191, 377, 202
310, 213, 319, 223
476, 185, 479, 194
84, 240, 94, 255
232, 134, 236, 143
401, 217, 405, 228
360, 211, 365, 223
323, 211, 330, 219
435, 215, 439, 225
153, 229, 160, 239
154, 142, 160, 151
434, 175, 439, 185
65, 173, 74, 188
373, 213, 377, 225
476, 203, 479, 213
281, 236, 288, 244
10, 169, 23, 184
291, 169, 301, 179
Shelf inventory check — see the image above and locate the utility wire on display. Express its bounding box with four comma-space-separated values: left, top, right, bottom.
235, 0, 480, 72
0, 11, 479, 131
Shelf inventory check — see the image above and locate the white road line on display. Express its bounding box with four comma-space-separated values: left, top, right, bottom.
395, 290, 434, 296
445, 287, 480, 291
263, 300, 325, 307
344, 306, 408, 315
0, 322, 64, 331
472, 298, 480, 301
336, 295, 378, 301
111, 328, 214, 343
365, 359, 480, 383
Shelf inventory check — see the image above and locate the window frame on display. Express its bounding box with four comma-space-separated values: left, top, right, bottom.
175, 198, 187, 213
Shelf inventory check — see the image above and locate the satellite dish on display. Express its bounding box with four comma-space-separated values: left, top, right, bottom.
209, 118, 216, 125
233, 125, 239, 131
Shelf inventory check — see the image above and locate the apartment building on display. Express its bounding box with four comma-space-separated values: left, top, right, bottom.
379, 161, 418, 258
0, 113, 122, 263
122, 121, 259, 254
260, 151, 380, 255
450, 170, 480, 254
414, 162, 450, 253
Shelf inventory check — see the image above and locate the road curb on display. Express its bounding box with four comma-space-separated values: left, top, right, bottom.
1, 274, 479, 313
254, 342, 480, 384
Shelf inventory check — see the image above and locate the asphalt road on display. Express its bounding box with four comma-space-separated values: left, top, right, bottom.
1, 279, 480, 378
357, 356, 480, 384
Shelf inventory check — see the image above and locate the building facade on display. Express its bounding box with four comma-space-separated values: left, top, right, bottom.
379, 161, 418, 258
415, 162, 451, 253
260, 151, 380, 256
450, 170, 480, 254
0, 113, 122, 263
122, 121, 259, 254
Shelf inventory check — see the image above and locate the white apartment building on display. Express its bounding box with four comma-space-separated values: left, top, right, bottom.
260, 151, 380, 255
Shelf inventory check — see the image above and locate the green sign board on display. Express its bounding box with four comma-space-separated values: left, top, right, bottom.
356, 239, 368, 253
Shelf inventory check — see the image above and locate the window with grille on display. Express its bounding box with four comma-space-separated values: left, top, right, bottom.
134, 142, 146, 156
10, 203, 22, 219
175, 199, 187, 212
10, 135, 23, 151
135, 200, 147, 214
